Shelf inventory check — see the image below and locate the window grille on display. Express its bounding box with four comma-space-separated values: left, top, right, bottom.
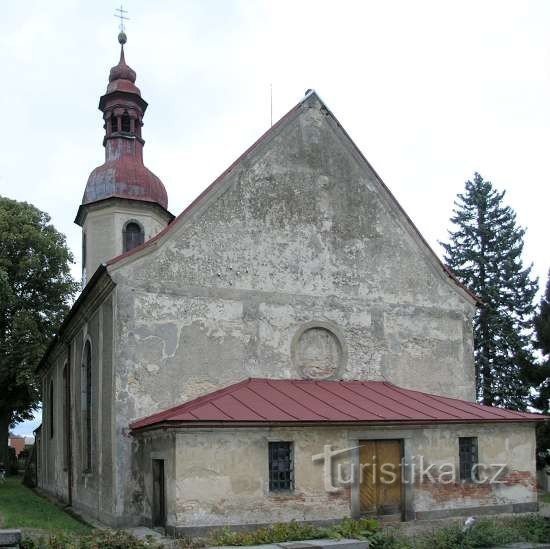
269, 441, 294, 491
459, 437, 478, 481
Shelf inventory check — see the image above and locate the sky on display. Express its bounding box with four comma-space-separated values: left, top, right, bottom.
2, 0, 549, 435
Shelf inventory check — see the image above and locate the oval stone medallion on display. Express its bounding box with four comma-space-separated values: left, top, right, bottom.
293, 326, 343, 380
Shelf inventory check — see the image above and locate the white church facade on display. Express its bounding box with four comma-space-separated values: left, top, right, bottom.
37, 36, 543, 533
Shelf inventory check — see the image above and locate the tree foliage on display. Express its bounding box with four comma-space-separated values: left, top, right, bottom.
532, 272, 550, 465
532, 272, 550, 410
441, 173, 538, 409
0, 196, 78, 466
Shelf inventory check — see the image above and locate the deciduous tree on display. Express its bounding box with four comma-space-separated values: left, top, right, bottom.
0, 196, 78, 468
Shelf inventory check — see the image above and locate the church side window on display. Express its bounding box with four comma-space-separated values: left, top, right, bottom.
111, 115, 118, 133
123, 221, 144, 253
63, 362, 69, 469
82, 341, 92, 472
49, 379, 54, 439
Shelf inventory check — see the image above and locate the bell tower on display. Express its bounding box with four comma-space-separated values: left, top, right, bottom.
75, 31, 173, 284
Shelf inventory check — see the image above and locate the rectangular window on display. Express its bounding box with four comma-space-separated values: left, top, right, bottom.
459, 437, 478, 481
269, 441, 294, 492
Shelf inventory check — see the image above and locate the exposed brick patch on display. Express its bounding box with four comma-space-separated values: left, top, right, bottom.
415, 470, 536, 505
498, 470, 536, 488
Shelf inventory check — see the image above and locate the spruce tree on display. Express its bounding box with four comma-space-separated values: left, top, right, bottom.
532, 272, 550, 466
533, 271, 550, 412
441, 173, 538, 409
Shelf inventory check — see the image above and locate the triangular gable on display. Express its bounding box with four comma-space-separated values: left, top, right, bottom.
106, 90, 478, 305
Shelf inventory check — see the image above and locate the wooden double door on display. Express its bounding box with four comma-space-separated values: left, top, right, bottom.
359, 439, 403, 519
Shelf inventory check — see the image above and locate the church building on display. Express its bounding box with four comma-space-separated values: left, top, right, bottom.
37, 33, 544, 534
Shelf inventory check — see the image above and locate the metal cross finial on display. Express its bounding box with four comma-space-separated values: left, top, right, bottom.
114, 5, 130, 33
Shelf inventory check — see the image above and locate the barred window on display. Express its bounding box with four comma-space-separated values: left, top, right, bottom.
459, 437, 478, 481
269, 441, 294, 491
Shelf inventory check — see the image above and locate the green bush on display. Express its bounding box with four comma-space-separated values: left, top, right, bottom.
404, 515, 550, 549
20, 514, 550, 548
21, 529, 164, 549
208, 518, 381, 546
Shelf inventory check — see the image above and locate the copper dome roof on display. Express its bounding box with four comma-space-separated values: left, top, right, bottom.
83, 157, 168, 209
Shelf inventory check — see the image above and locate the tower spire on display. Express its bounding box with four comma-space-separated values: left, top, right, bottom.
115, 5, 129, 61
114, 5, 129, 34
75, 10, 173, 283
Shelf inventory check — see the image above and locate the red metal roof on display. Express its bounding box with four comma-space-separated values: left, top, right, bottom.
130, 378, 545, 431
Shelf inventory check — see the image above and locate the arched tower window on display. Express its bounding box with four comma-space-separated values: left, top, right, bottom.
110, 115, 118, 134
121, 111, 131, 133
123, 221, 144, 253
82, 340, 92, 472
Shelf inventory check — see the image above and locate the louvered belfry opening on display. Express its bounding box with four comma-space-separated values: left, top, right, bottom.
123, 222, 144, 253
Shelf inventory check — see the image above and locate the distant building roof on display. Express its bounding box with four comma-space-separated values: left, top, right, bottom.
130, 378, 545, 431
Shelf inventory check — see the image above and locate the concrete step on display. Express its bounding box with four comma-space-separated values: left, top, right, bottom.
0, 529, 21, 548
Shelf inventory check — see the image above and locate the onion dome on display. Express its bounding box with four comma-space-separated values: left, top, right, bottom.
107, 42, 140, 96
83, 158, 168, 209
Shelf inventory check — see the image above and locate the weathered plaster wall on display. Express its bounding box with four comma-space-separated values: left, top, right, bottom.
39, 350, 69, 501
38, 291, 117, 525
110, 94, 476, 521
409, 423, 537, 515
137, 426, 351, 529
135, 423, 537, 530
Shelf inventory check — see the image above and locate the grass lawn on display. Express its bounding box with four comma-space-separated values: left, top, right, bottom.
0, 476, 91, 535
